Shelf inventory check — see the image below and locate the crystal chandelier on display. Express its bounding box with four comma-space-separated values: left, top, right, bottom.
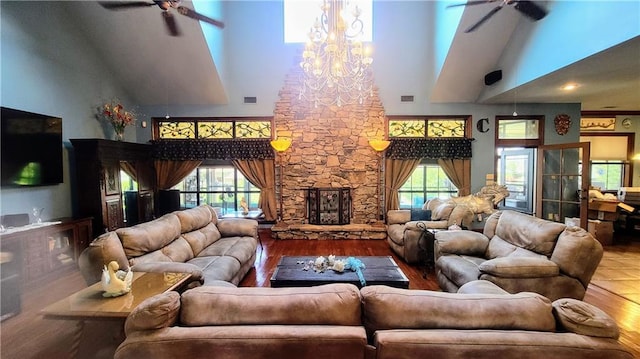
299, 0, 374, 107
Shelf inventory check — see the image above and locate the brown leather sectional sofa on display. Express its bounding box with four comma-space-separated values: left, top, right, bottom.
78, 205, 259, 286
114, 282, 632, 359
435, 210, 603, 300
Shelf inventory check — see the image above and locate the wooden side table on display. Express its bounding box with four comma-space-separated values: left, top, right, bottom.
41, 272, 191, 358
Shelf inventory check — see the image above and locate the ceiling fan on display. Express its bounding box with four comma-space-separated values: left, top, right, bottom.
98, 0, 224, 37
447, 0, 547, 33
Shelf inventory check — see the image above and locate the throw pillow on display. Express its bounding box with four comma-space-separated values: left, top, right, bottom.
410, 209, 431, 221
552, 298, 620, 338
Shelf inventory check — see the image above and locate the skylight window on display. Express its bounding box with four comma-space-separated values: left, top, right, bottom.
284, 0, 373, 43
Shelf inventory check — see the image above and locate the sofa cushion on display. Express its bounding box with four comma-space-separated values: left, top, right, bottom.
410, 209, 431, 221
117, 214, 182, 258
182, 223, 222, 257
197, 236, 257, 264
479, 257, 559, 278
217, 218, 258, 238
457, 280, 509, 295
188, 256, 241, 283
435, 255, 483, 287
180, 283, 362, 326
360, 285, 556, 334
124, 291, 180, 335
175, 205, 213, 233
160, 237, 195, 263
494, 210, 565, 256
552, 298, 619, 339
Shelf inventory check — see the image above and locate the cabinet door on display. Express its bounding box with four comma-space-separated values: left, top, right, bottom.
46, 227, 75, 271
105, 198, 123, 232
23, 235, 48, 282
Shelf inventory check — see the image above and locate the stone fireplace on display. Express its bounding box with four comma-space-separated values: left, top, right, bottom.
307, 187, 351, 225
270, 56, 387, 239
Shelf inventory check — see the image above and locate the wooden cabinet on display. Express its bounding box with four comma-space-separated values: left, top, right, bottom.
0, 218, 93, 300
70, 139, 155, 238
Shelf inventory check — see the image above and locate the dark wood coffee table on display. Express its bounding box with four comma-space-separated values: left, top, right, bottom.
270, 256, 409, 288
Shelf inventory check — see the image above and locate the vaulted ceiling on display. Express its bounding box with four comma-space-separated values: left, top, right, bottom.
65, 1, 639, 111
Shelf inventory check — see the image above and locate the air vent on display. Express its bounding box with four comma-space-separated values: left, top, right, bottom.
244, 96, 257, 104
400, 95, 414, 102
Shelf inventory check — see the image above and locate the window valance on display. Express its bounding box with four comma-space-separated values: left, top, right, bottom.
151, 139, 275, 160
386, 138, 473, 159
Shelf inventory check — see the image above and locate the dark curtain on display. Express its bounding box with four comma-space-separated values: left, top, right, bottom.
386, 138, 473, 159
384, 158, 421, 212
154, 160, 202, 190
151, 139, 274, 160
438, 158, 471, 196
232, 159, 277, 221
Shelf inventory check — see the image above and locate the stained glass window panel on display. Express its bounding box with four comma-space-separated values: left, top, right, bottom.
389, 120, 425, 138
427, 120, 465, 138
198, 122, 233, 139
235, 121, 271, 138
158, 121, 196, 139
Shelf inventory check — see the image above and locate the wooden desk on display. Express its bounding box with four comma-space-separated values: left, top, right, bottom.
41, 272, 191, 358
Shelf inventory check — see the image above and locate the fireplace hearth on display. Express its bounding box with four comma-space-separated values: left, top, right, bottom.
307, 187, 351, 225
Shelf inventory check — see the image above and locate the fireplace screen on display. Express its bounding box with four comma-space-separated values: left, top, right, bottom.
307, 188, 351, 225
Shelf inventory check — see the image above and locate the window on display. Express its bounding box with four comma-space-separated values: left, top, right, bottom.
397, 162, 458, 209
590, 161, 624, 191
284, 0, 373, 43
496, 147, 535, 213
388, 117, 470, 138
154, 118, 272, 139
171, 164, 260, 214
494, 117, 544, 214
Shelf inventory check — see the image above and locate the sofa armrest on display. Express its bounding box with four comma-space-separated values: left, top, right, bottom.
387, 210, 410, 225
479, 257, 559, 278
124, 291, 181, 335
217, 218, 259, 238
434, 230, 489, 257
131, 262, 204, 284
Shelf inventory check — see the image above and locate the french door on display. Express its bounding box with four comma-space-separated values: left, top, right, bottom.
536, 142, 590, 229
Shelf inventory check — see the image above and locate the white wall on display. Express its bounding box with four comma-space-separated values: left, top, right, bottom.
0, 1, 130, 220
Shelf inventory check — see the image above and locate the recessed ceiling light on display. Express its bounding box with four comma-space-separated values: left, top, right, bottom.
562, 83, 578, 91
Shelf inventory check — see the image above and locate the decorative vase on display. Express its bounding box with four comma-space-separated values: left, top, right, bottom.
114, 129, 124, 141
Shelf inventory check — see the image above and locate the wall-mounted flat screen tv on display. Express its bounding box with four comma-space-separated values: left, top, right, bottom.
1, 107, 63, 187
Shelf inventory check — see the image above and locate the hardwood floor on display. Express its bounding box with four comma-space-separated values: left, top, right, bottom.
1, 229, 638, 358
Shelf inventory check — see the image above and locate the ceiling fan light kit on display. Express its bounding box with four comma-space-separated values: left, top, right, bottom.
98, 0, 224, 37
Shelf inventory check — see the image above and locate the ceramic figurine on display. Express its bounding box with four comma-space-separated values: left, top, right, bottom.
101, 261, 133, 297
240, 197, 249, 215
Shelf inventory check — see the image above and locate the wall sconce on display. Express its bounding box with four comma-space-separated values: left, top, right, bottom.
271, 138, 292, 222
632, 153, 640, 161
369, 139, 391, 223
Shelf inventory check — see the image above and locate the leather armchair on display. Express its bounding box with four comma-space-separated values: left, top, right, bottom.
387, 198, 475, 264
434, 210, 603, 301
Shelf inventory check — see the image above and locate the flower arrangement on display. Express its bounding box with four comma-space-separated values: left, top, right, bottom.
101, 100, 136, 140
301, 255, 367, 286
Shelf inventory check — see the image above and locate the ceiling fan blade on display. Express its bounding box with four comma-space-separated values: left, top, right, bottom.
98, 1, 156, 10
177, 6, 225, 29
162, 11, 181, 36
465, 5, 503, 32
513, 0, 548, 21
446, 1, 496, 9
